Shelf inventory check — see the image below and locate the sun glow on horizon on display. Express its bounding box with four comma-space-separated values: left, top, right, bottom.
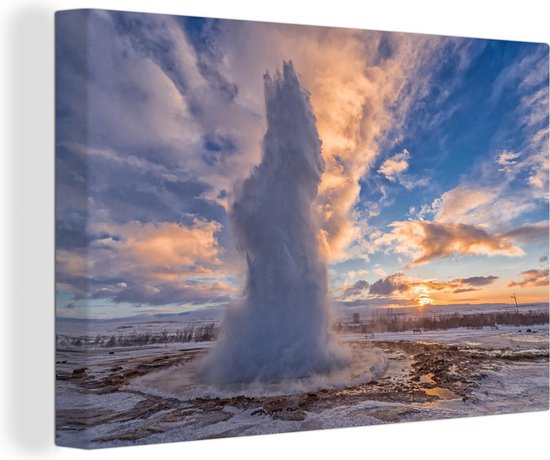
413, 284, 435, 307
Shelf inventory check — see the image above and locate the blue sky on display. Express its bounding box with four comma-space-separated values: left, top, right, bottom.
56, 10, 549, 318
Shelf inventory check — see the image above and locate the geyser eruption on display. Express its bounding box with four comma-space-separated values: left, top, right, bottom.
201, 61, 349, 384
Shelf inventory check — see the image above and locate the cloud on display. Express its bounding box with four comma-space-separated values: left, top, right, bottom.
432, 186, 536, 228
496, 151, 521, 172
96, 220, 224, 277
56, 218, 236, 306
337, 271, 499, 303
452, 288, 480, 293
539, 255, 548, 263
422, 275, 498, 291
410, 45, 548, 235
460, 275, 499, 286
508, 269, 549, 288
56, 12, 547, 313
422, 275, 496, 291
503, 221, 549, 243
57, 12, 462, 293
346, 269, 369, 280
375, 220, 525, 268
341, 279, 370, 299
434, 187, 496, 225
369, 273, 410, 296
378, 149, 410, 181
109, 279, 235, 306
58, 11, 272, 224
414, 201, 440, 221
377, 148, 428, 191
221, 26, 453, 261
365, 273, 498, 298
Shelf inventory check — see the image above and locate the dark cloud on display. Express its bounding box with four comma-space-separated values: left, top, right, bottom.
109, 281, 233, 306
85, 146, 227, 225
375, 33, 396, 63
452, 287, 480, 294
342, 280, 370, 298
508, 269, 549, 288
202, 131, 238, 166
539, 255, 548, 263
112, 12, 239, 113
55, 11, 91, 145
460, 275, 499, 286
425, 275, 498, 292
503, 221, 549, 243
335, 297, 414, 309
369, 273, 410, 296
59, 265, 235, 308
55, 212, 88, 250
56, 11, 247, 312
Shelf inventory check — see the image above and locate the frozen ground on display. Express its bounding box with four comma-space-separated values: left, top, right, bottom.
56, 321, 549, 448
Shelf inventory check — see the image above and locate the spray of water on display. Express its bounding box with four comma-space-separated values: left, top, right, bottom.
200, 61, 350, 384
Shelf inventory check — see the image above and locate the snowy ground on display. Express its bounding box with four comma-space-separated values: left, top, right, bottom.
56, 321, 549, 448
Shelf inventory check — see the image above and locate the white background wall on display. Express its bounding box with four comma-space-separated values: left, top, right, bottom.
1, 1, 548, 459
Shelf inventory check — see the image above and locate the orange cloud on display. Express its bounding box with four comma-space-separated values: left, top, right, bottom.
378, 149, 410, 181
91, 219, 224, 282
422, 275, 498, 292
229, 26, 448, 261
508, 269, 549, 288
375, 220, 525, 267
57, 218, 235, 306
310, 36, 446, 261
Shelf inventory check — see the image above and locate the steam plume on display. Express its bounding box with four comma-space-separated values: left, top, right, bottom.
201, 61, 348, 383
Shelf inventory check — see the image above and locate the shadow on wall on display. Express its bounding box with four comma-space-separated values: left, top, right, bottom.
3, 5, 55, 453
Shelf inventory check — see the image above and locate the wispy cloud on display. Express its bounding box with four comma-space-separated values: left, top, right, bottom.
407, 44, 548, 241
508, 269, 549, 288
423, 275, 498, 293
377, 148, 428, 190
496, 151, 521, 172
431, 185, 536, 228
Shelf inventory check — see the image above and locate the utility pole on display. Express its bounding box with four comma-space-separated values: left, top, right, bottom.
511, 293, 519, 313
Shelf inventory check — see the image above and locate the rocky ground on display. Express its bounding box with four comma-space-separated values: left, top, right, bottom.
56, 327, 549, 448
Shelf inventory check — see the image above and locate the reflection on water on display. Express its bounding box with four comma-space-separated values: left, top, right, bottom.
419, 373, 459, 399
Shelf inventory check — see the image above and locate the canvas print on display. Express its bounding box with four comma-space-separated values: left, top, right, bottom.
55, 9, 549, 448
